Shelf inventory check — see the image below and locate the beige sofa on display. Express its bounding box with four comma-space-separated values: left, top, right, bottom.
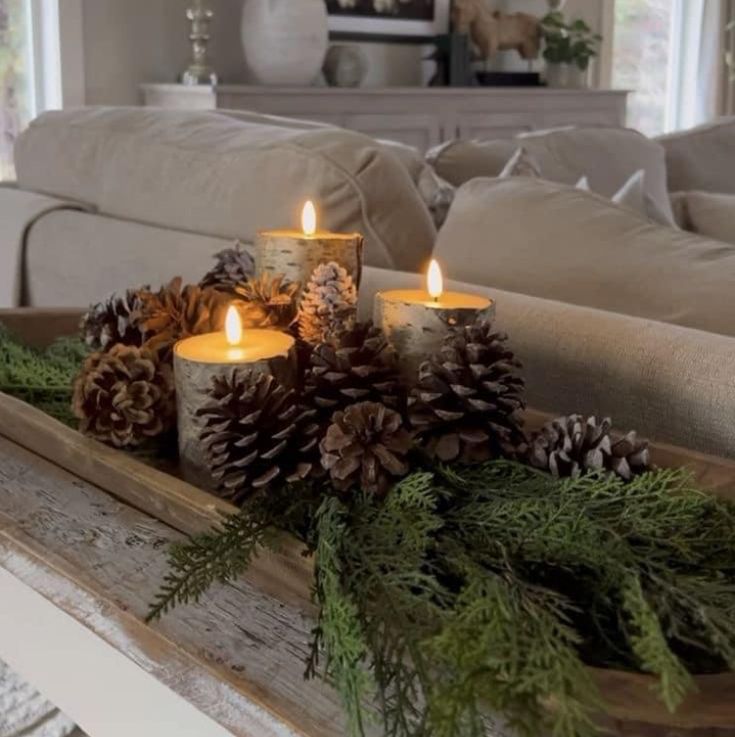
2, 108, 734, 460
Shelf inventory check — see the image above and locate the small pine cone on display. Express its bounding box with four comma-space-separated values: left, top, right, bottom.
298, 262, 358, 346
409, 320, 526, 463
199, 241, 255, 293
80, 288, 146, 351
136, 277, 230, 357
527, 415, 651, 482
234, 274, 299, 330
304, 322, 404, 426
72, 345, 175, 448
321, 401, 413, 496
198, 371, 321, 502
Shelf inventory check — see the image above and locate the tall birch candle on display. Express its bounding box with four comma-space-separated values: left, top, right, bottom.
374, 260, 495, 380
255, 201, 364, 296
174, 306, 297, 488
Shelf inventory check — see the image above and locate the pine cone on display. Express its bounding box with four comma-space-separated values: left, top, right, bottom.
72, 345, 175, 448
527, 415, 651, 482
304, 322, 404, 427
198, 371, 321, 502
80, 288, 146, 351
408, 320, 526, 463
199, 241, 255, 292
234, 274, 299, 330
136, 277, 230, 357
321, 401, 413, 496
298, 262, 358, 345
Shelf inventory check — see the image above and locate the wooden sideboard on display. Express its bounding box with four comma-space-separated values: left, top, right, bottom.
142, 83, 629, 152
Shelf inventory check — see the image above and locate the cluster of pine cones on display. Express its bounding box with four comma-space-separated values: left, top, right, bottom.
74, 242, 651, 496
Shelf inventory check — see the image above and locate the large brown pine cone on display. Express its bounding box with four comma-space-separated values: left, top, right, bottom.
198, 371, 321, 502
136, 277, 230, 356
527, 414, 651, 481
80, 288, 146, 351
72, 345, 175, 448
408, 320, 526, 463
199, 242, 255, 293
298, 262, 358, 346
304, 322, 404, 427
320, 401, 413, 496
234, 274, 299, 330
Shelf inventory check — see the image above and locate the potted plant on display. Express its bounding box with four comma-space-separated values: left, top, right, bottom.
541, 11, 602, 88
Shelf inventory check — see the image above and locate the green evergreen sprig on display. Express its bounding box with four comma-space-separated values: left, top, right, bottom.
150, 461, 735, 737
0, 326, 88, 424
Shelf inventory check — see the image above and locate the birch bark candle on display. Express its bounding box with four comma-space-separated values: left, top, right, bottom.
374, 260, 495, 380
255, 201, 363, 296
174, 306, 297, 488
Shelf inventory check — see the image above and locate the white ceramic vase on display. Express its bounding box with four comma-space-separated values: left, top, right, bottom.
545, 63, 589, 89
241, 0, 328, 86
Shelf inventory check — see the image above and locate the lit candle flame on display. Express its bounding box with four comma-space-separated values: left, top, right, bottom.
225, 305, 242, 346
427, 259, 444, 301
302, 200, 317, 237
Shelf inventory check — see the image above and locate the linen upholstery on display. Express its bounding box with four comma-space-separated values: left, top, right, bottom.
667, 191, 735, 246
434, 177, 735, 338
0, 188, 92, 308
360, 267, 735, 460
426, 127, 674, 223
657, 118, 735, 194
24, 210, 230, 307
14, 107, 435, 272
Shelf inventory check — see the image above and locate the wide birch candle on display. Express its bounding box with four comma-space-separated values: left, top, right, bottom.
255, 201, 363, 296
374, 260, 495, 380
174, 306, 297, 488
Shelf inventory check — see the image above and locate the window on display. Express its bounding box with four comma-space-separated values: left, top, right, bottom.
0, 0, 34, 179
0, 0, 67, 180
612, 0, 675, 136
613, 0, 727, 136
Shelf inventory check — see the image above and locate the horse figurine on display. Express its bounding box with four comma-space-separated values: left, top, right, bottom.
451, 0, 542, 61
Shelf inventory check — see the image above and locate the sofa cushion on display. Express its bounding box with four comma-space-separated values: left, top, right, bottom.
670, 190, 735, 246
426, 127, 674, 224
361, 267, 735, 460
657, 118, 735, 194
14, 107, 435, 272
434, 177, 735, 338
24, 210, 230, 307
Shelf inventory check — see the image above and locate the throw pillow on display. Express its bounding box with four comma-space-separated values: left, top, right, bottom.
500, 150, 675, 227
425, 127, 675, 224
433, 176, 735, 339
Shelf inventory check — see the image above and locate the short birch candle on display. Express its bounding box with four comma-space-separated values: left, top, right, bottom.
374, 260, 495, 380
174, 306, 297, 488
255, 201, 363, 296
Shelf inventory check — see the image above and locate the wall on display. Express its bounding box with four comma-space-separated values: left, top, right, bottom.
79, 0, 609, 106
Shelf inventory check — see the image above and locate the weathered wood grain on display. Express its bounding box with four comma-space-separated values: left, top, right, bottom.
0, 436, 347, 737
0, 307, 83, 349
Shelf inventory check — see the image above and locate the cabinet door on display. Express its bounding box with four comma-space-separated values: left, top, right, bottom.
456, 112, 536, 142
344, 114, 441, 152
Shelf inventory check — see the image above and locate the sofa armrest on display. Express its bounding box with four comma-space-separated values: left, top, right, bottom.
360, 267, 735, 460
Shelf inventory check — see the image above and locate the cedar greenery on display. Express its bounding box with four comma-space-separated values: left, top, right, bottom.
148, 461, 735, 737
0, 326, 88, 425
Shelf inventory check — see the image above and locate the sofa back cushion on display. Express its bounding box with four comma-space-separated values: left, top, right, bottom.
14, 107, 435, 272
670, 190, 735, 245
427, 127, 674, 223
657, 118, 735, 194
434, 177, 735, 338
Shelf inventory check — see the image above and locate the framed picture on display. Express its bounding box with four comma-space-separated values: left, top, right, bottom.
327, 0, 451, 42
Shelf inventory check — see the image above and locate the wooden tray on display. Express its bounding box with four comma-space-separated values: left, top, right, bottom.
2, 308, 735, 734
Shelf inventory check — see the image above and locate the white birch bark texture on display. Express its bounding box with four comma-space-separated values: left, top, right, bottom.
255, 232, 364, 297
374, 292, 496, 381
174, 349, 298, 489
